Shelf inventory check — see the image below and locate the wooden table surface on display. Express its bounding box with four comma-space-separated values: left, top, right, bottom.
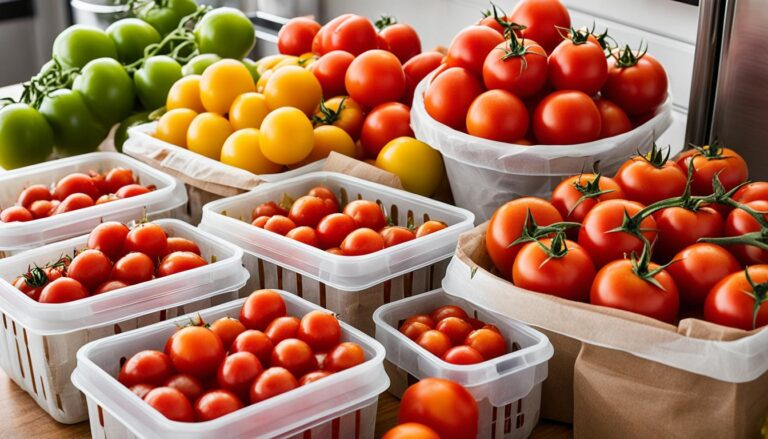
0, 367, 572, 439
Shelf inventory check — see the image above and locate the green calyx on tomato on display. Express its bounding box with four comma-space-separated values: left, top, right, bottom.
639, 142, 672, 169
534, 230, 571, 259
73, 58, 135, 126
194, 7, 255, 60
686, 139, 733, 161
39, 89, 110, 156
508, 209, 581, 248
568, 173, 616, 217
611, 42, 648, 68
133, 0, 199, 36
0, 103, 54, 169
741, 268, 768, 329
500, 33, 543, 63
484, 3, 524, 39
52, 25, 118, 69
311, 97, 347, 126
374, 15, 397, 30
629, 242, 676, 290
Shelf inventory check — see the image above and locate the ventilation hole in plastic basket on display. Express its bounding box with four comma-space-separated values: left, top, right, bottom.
403, 272, 413, 298
23, 330, 37, 394
390, 205, 399, 225
517, 399, 523, 413
296, 274, 303, 298
473, 310, 479, 319
383, 280, 391, 304
40, 376, 46, 401
43, 336, 51, 362
319, 283, 326, 308
491, 406, 498, 439
331, 417, 341, 439
355, 409, 361, 438
422, 212, 431, 223
516, 413, 525, 429
406, 210, 415, 228
14, 339, 24, 379
98, 405, 105, 427
56, 393, 63, 411
302, 430, 311, 439
339, 188, 349, 207
2, 313, 6, 329
11, 320, 17, 336
178, 306, 186, 315
160, 310, 167, 322
119, 356, 127, 369
406, 373, 418, 387
256, 258, 266, 290
504, 404, 513, 434
113, 324, 122, 335
277, 266, 284, 290
512, 341, 522, 352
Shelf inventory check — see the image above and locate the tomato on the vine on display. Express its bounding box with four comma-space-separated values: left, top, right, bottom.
602, 46, 668, 115
513, 236, 596, 301
377, 16, 421, 63
614, 147, 687, 206
550, 174, 624, 223
704, 266, 768, 330
667, 243, 741, 308
653, 206, 723, 263
68, 249, 112, 290
548, 35, 607, 96
722, 201, 768, 265
676, 144, 748, 195
483, 38, 548, 99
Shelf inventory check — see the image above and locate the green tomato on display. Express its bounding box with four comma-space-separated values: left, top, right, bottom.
241, 58, 260, 83
39, 89, 109, 157
182, 53, 221, 76
52, 25, 117, 69
195, 7, 255, 59
114, 111, 151, 152
139, 0, 198, 36
106, 18, 161, 64
73, 58, 135, 126
134, 55, 183, 110
0, 104, 54, 169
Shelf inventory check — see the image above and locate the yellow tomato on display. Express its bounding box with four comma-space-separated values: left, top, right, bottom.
298, 125, 356, 165
256, 54, 295, 74
298, 52, 318, 68
166, 75, 205, 113
155, 108, 197, 148
229, 92, 269, 130
200, 59, 255, 114
187, 112, 233, 159
220, 128, 282, 174
259, 107, 314, 165
264, 66, 322, 115
256, 69, 272, 93
376, 137, 445, 196
313, 96, 365, 139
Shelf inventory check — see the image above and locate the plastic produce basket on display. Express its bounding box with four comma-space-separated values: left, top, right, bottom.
0, 219, 247, 423
0, 152, 187, 256
199, 172, 475, 335
71, 289, 390, 439
374, 289, 553, 439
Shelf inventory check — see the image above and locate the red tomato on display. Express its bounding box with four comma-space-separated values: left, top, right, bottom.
324, 341, 365, 372
163, 374, 204, 401
398, 378, 479, 439
298, 370, 332, 386
402, 51, 443, 105
733, 182, 768, 204
326, 247, 344, 255
163, 237, 201, 256
124, 223, 168, 259
431, 306, 471, 324
144, 387, 194, 422
112, 252, 155, 284
360, 102, 413, 158
39, 278, 88, 303
298, 310, 341, 352
313, 14, 377, 56
209, 317, 246, 351
415, 221, 447, 238
445, 25, 504, 76
667, 243, 741, 308
88, 221, 130, 260
168, 326, 225, 378
308, 186, 340, 211
676, 145, 748, 195
464, 328, 505, 360
217, 352, 264, 395
157, 251, 207, 277
309, 50, 355, 98
340, 228, 385, 255
399, 321, 431, 341
231, 330, 274, 365
577, 199, 657, 267
54, 193, 95, 214
285, 226, 320, 247
513, 237, 596, 301
289, 195, 335, 228
250, 367, 298, 403
466, 89, 529, 142
18, 184, 51, 208
93, 280, 128, 295
442, 345, 485, 365
343, 200, 385, 230
54, 173, 99, 201
252, 216, 269, 228
509, 0, 571, 54
118, 350, 174, 387
278, 17, 321, 56
723, 201, 768, 265
105, 168, 135, 194
89, 170, 108, 196
252, 201, 288, 220
265, 316, 300, 344
194, 389, 244, 422
68, 249, 112, 290
486, 197, 564, 279
383, 423, 441, 439
435, 317, 473, 345
129, 384, 155, 399
653, 206, 723, 263
591, 258, 679, 323
533, 90, 601, 144
416, 330, 453, 358
548, 38, 608, 95
614, 153, 687, 206
424, 67, 484, 131
240, 289, 287, 331
271, 338, 318, 377
704, 266, 768, 330
29, 200, 55, 219
404, 314, 436, 328
594, 98, 632, 138
550, 174, 625, 223
316, 213, 356, 249
378, 19, 421, 63
602, 48, 667, 115
116, 184, 151, 199
345, 50, 405, 109
381, 226, 416, 248
96, 194, 119, 205
482, 39, 548, 99
264, 215, 297, 236
1, 206, 33, 222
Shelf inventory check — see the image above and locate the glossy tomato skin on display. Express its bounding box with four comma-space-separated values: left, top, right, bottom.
250, 367, 298, 403
402, 51, 443, 105
602, 52, 667, 115
111, 252, 154, 285
324, 342, 365, 372
163, 374, 204, 401
18, 184, 51, 208
39, 278, 88, 303
345, 50, 405, 109
416, 330, 452, 358
360, 102, 413, 158
381, 226, 416, 248
1, 206, 33, 222
653, 207, 723, 263
209, 317, 246, 351
591, 259, 680, 323
723, 201, 768, 265
509, 0, 571, 54
550, 174, 625, 223
424, 67, 484, 131
217, 352, 264, 396
343, 200, 385, 230
289, 195, 335, 228
54, 193, 95, 214
316, 213, 356, 249
445, 25, 504, 76
577, 199, 657, 268
265, 316, 300, 344
67, 249, 112, 290
118, 350, 174, 387
676, 147, 748, 195
163, 237, 201, 257
144, 387, 194, 422
548, 39, 607, 95
486, 197, 564, 279
240, 289, 287, 331
400, 321, 431, 341
380, 22, 421, 63
124, 223, 168, 260
271, 338, 318, 377
513, 238, 596, 301
482, 40, 548, 99
667, 243, 741, 308
157, 251, 207, 277
313, 14, 377, 56
231, 330, 274, 365
594, 98, 632, 138
194, 389, 244, 422
704, 266, 768, 330
464, 328, 505, 360
430, 305, 469, 323
168, 326, 225, 378
435, 317, 473, 345
278, 17, 321, 55
398, 378, 479, 439
298, 310, 341, 352
341, 228, 385, 255
298, 370, 332, 386
442, 345, 484, 365
733, 182, 768, 204
54, 173, 99, 201
533, 90, 601, 144
382, 422, 441, 439
466, 89, 529, 142
614, 156, 687, 206
309, 50, 355, 98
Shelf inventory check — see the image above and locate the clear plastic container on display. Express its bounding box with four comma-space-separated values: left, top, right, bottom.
0, 219, 247, 423
374, 289, 553, 439
199, 172, 475, 335
71, 290, 389, 439
0, 152, 187, 255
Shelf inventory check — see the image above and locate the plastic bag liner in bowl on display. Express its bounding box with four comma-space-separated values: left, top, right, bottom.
411, 76, 676, 222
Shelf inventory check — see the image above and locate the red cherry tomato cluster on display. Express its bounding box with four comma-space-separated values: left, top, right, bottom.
424, 0, 668, 145
485, 142, 768, 330
119, 290, 366, 422
12, 221, 206, 303
249, 185, 447, 256
0, 168, 154, 223
277, 14, 441, 158
399, 305, 508, 365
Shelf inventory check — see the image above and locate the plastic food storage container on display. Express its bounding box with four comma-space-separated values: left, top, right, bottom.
124, 122, 325, 224
71, 289, 390, 439
199, 172, 475, 335
0, 219, 247, 423
0, 152, 187, 256
374, 289, 553, 439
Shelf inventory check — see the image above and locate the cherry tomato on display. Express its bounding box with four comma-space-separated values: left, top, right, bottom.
312, 14, 377, 56
54, 193, 95, 214
533, 91, 601, 144
278, 17, 321, 55
194, 389, 244, 422
130, 384, 155, 399
404, 314, 436, 328
466, 89, 529, 142
168, 326, 225, 378
340, 228, 385, 256
723, 201, 768, 265
398, 378, 479, 439
93, 280, 128, 295
286, 226, 320, 247
326, 247, 344, 255
464, 328, 506, 360
289, 195, 335, 228
442, 345, 485, 365
252, 201, 288, 220
1, 206, 33, 222
509, 0, 571, 54
415, 330, 452, 358
384, 423, 441, 439
614, 155, 687, 206
399, 321, 431, 341
264, 215, 297, 236
252, 216, 269, 228
157, 251, 207, 277
112, 252, 154, 285
653, 207, 723, 263
308, 51, 355, 99
163, 374, 205, 401
250, 367, 298, 403
378, 19, 421, 63
676, 145, 748, 195
513, 237, 596, 301
116, 184, 151, 199
602, 49, 667, 115
39, 277, 88, 303
548, 37, 608, 95
271, 338, 318, 377
415, 221, 447, 237
446, 25, 504, 76
240, 290, 287, 331
163, 237, 201, 257
265, 316, 300, 344
550, 174, 625, 223
435, 317, 474, 345
217, 352, 264, 396
118, 350, 173, 387
18, 184, 51, 208
125, 223, 168, 259
704, 266, 768, 330
144, 387, 194, 422
667, 243, 741, 308
733, 182, 768, 204
104, 167, 135, 194
298, 370, 332, 386
298, 310, 341, 352
29, 200, 55, 219
402, 51, 443, 105
54, 173, 99, 201
208, 317, 246, 351
231, 330, 274, 365
360, 103, 414, 158
88, 221, 129, 260
68, 249, 112, 290
343, 200, 386, 230
594, 98, 632, 138
345, 50, 405, 109
324, 342, 365, 372
482, 39, 548, 99
381, 226, 416, 248
316, 213, 357, 249
424, 67, 484, 131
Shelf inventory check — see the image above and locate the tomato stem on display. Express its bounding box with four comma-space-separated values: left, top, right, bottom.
743, 267, 768, 330
508, 209, 580, 248
611, 42, 648, 68
311, 97, 346, 126
568, 173, 615, 217
629, 242, 675, 290
374, 15, 397, 31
